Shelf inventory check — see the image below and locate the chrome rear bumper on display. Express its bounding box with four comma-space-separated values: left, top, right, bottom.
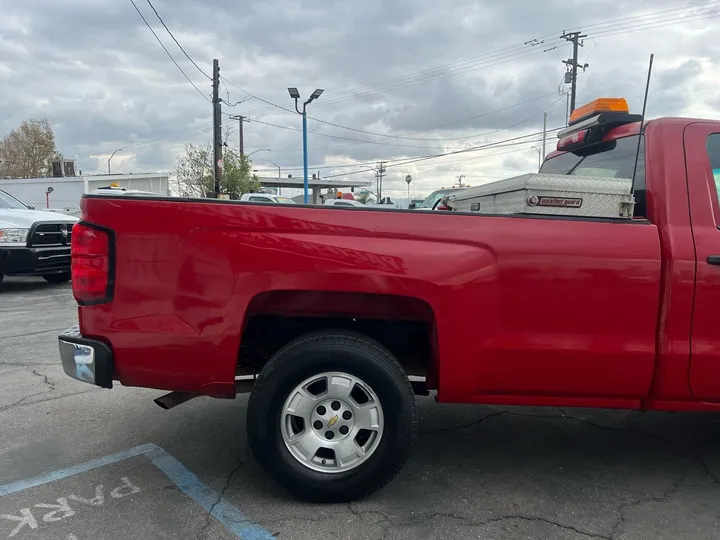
58, 325, 114, 388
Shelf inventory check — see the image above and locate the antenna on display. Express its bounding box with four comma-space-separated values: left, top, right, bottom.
631, 54, 654, 193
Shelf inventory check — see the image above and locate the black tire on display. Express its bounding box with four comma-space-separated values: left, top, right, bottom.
247, 330, 417, 502
43, 272, 71, 284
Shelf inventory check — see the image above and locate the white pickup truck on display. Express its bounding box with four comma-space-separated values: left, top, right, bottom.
0, 189, 77, 285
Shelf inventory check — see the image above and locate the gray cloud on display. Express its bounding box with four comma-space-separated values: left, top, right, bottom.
1, 0, 718, 195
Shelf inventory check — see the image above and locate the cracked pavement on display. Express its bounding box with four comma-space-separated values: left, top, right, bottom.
2, 277, 720, 539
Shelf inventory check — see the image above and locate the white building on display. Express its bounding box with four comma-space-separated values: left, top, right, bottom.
0, 173, 170, 216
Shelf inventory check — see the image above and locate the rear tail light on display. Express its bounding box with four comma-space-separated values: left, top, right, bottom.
71, 222, 114, 305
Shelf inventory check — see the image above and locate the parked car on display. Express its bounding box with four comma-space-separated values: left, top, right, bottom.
92, 186, 159, 196
323, 199, 364, 207
240, 193, 296, 204
389, 197, 425, 210
58, 97, 720, 503
0, 189, 77, 285
415, 187, 465, 211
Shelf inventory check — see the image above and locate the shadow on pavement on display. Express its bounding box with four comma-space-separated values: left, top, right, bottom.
148, 396, 720, 540
0, 277, 70, 293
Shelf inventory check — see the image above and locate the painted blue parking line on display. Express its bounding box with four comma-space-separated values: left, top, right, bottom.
0, 443, 274, 539
145, 446, 273, 540
0, 443, 156, 496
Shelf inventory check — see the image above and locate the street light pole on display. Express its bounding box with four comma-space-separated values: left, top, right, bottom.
302, 108, 308, 203
259, 158, 281, 195
108, 148, 121, 174
288, 87, 324, 204
247, 148, 270, 158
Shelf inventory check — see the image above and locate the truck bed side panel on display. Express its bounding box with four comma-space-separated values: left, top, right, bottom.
79, 198, 661, 402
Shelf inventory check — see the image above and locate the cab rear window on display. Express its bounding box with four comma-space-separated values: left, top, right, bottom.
540, 135, 646, 217
705, 133, 720, 211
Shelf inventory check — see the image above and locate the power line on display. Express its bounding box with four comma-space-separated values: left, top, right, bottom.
253, 134, 552, 175
128, 0, 210, 102
384, 131, 562, 171
253, 96, 565, 173
252, 92, 565, 155
409, 139, 550, 174
246, 118, 454, 149
320, 128, 563, 179
590, 8, 720, 39
241, 2, 720, 117
144, 0, 211, 79
397, 92, 560, 135
220, 77, 295, 114
129, 2, 715, 171
251, 95, 565, 165
318, 1, 720, 107
220, 3, 720, 149
243, 45, 560, 118
565, 0, 720, 34
298, 93, 560, 142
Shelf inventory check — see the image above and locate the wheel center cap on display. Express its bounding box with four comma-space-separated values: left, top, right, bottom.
311, 399, 354, 441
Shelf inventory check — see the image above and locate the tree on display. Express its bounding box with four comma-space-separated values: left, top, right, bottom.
356, 190, 374, 204
405, 174, 413, 197
0, 118, 59, 178
175, 143, 260, 199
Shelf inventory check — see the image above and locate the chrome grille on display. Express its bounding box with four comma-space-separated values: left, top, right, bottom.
30, 223, 72, 247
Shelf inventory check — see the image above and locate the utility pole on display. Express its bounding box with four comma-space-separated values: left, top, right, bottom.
377, 161, 386, 202
212, 59, 222, 197
541, 111, 547, 163
561, 31, 588, 114
229, 115, 245, 155
456, 174, 465, 188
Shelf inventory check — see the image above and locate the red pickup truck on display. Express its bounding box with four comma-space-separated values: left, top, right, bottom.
59, 98, 720, 502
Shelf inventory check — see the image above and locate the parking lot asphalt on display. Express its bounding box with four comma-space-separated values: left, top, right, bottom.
1, 277, 720, 540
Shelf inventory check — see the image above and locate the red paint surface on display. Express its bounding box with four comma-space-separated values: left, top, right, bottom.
76, 117, 720, 410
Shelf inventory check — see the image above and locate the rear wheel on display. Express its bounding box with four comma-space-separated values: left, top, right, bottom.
43, 272, 71, 284
247, 330, 417, 502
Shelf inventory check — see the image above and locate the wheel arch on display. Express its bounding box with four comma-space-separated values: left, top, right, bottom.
238, 290, 439, 390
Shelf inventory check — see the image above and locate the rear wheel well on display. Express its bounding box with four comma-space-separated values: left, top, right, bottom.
237, 292, 437, 389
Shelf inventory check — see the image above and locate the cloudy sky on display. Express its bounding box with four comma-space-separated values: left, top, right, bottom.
1, 0, 719, 198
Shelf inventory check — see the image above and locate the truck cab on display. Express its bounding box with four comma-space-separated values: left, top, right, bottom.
540, 98, 720, 405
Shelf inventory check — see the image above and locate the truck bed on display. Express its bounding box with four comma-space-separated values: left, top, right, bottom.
78, 195, 661, 404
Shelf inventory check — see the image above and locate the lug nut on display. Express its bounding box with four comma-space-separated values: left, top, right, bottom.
339, 425, 349, 435
325, 431, 335, 440
331, 400, 341, 411
313, 420, 323, 430
317, 405, 326, 415
342, 411, 352, 420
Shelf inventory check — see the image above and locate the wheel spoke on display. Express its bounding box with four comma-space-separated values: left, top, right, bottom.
284, 387, 320, 419
353, 403, 382, 431
288, 430, 325, 461
325, 374, 355, 402
335, 438, 364, 467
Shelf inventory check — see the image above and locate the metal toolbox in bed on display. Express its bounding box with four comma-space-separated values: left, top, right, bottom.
446, 173, 635, 218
